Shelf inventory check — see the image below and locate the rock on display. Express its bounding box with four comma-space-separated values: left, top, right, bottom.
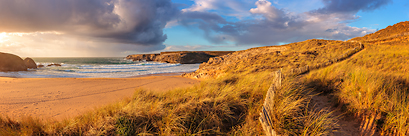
126, 54, 160, 61
0, 52, 28, 71
47, 64, 62, 67
126, 51, 234, 64
24, 57, 37, 69
38, 65, 45, 68
155, 52, 211, 64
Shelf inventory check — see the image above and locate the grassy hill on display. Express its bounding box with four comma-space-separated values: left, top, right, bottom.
1, 21, 408, 135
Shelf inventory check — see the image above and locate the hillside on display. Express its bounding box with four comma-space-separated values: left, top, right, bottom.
350, 21, 409, 43
184, 39, 360, 79
1, 21, 408, 135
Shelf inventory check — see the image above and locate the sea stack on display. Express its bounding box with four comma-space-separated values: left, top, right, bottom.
0, 52, 28, 71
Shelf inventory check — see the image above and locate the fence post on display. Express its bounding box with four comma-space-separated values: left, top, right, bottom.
259, 70, 282, 136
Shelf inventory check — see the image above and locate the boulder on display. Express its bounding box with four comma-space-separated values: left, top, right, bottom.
24, 57, 37, 69
0, 52, 28, 71
47, 64, 62, 67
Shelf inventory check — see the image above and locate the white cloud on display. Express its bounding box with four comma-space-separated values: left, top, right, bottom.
0, 32, 166, 57
178, 0, 383, 46
182, 0, 255, 19
250, 0, 282, 20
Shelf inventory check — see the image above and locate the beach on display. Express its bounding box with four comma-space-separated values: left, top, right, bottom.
0, 75, 199, 121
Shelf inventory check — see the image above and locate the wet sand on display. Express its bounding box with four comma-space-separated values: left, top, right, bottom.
0, 75, 199, 121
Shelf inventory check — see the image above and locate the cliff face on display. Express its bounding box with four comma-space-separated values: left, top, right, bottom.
126, 51, 234, 64
126, 54, 160, 61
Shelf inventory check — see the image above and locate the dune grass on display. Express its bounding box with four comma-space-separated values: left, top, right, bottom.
301, 41, 409, 135
1, 35, 408, 135
0, 71, 341, 135
266, 76, 339, 135
0, 72, 273, 135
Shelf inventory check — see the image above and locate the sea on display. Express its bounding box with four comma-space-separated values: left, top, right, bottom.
0, 57, 200, 78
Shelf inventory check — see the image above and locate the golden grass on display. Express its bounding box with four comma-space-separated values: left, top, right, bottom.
267, 77, 339, 135
1, 32, 408, 135
0, 72, 340, 135
0, 72, 273, 135
302, 40, 409, 135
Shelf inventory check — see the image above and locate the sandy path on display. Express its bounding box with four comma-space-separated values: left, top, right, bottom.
0, 76, 199, 121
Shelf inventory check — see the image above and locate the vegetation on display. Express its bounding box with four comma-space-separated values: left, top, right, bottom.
301, 34, 409, 135
1, 21, 409, 135
266, 76, 339, 135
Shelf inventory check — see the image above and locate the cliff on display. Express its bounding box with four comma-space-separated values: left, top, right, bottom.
126, 51, 234, 64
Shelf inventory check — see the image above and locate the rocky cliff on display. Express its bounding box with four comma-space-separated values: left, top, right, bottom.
126, 51, 234, 64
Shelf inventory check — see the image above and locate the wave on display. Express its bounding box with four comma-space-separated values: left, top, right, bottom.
1, 59, 199, 78
76, 69, 148, 74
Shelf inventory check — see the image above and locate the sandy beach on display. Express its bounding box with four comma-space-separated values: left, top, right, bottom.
0, 75, 199, 121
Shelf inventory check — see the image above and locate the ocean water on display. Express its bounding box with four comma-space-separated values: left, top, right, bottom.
0, 57, 200, 78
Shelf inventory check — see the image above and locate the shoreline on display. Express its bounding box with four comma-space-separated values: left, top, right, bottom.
0, 73, 199, 121
0, 69, 197, 79
0, 71, 194, 79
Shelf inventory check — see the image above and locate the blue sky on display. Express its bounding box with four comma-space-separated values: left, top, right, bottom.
0, 0, 408, 57
163, 0, 408, 51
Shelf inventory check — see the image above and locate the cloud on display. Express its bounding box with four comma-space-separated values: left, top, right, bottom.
250, 0, 285, 20
182, 0, 255, 18
0, 32, 166, 57
178, 0, 387, 46
312, 0, 392, 14
0, 0, 178, 46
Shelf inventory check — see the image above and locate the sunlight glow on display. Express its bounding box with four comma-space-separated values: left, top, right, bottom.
0, 32, 9, 43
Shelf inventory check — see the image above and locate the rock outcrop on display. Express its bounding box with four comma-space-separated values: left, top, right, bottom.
126, 51, 234, 64
24, 57, 37, 69
126, 54, 160, 61
47, 64, 62, 67
0, 52, 28, 72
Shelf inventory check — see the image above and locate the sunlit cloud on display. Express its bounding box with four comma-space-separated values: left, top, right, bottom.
0, 0, 178, 57
176, 0, 389, 46
0, 0, 396, 57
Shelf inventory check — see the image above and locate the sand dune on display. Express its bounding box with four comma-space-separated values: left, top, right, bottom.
0, 75, 199, 121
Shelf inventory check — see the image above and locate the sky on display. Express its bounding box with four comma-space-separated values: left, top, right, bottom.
0, 0, 407, 57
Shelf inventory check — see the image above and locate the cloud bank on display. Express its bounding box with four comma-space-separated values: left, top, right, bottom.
177, 0, 391, 46
0, 0, 178, 47
0, 0, 393, 57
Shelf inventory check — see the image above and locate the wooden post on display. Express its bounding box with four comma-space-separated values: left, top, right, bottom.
259, 70, 282, 136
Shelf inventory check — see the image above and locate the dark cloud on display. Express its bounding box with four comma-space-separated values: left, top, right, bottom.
313, 0, 392, 14
178, 11, 229, 44
0, 0, 178, 46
